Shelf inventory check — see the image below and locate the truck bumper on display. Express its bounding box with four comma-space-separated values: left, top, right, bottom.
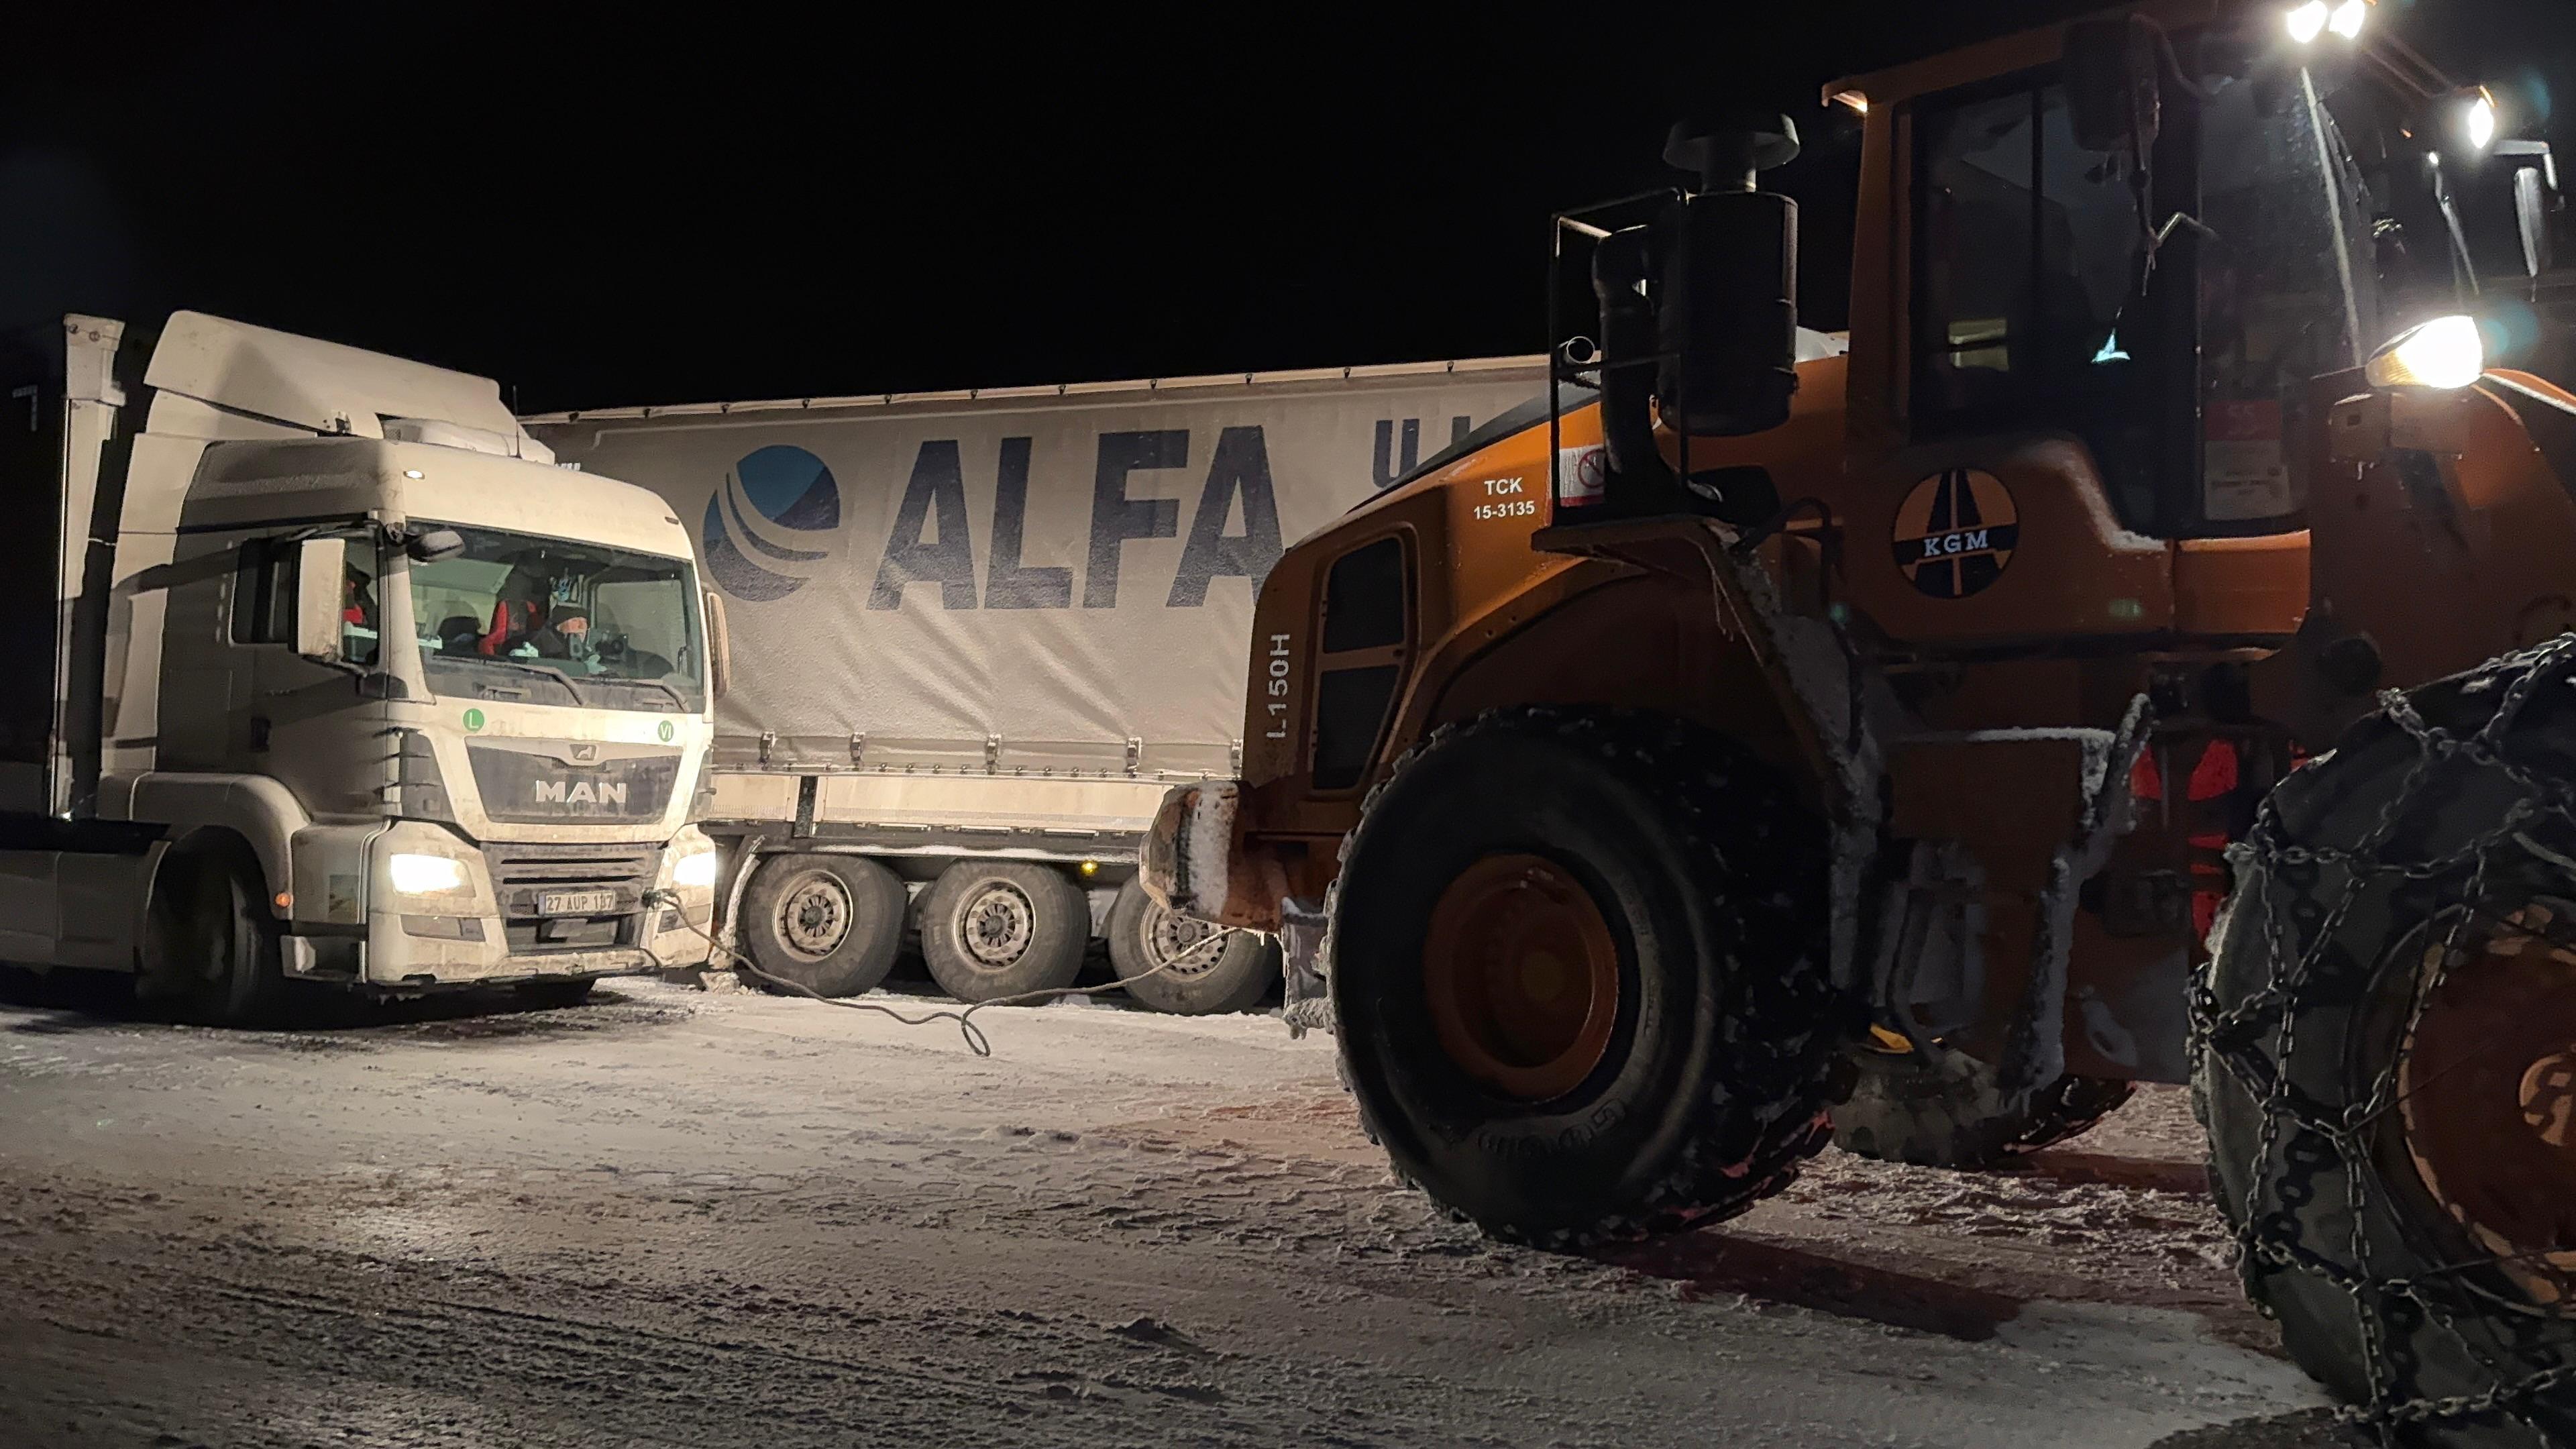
1140, 780, 1283, 931
325, 821, 718, 989
358, 900, 710, 987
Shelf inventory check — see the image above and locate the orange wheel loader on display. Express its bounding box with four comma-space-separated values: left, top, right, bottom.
1143, 3, 2576, 1439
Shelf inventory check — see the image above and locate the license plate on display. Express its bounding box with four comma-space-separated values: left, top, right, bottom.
539, 889, 618, 916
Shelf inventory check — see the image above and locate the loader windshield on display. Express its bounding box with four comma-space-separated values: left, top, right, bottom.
2192, 62, 2378, 525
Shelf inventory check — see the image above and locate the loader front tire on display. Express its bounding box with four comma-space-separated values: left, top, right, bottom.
1331, 708, 1842, 1249
2201, 648, 2576, 1446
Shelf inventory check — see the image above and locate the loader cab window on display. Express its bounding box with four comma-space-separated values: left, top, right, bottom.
1912, 50, 2378, 537
1913, 73, 2172, 529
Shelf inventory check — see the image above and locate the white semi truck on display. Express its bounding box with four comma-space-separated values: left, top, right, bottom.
0, 313, 725, 1022
525, 359, 1544, 1013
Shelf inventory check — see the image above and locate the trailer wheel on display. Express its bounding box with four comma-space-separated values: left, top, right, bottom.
1106, 876, 1276, 1014
1331, 707, 1841, 1250
920, 861, 1088, 1004
739, 855, 904, 998
1831, 1038, 2134, 1168
2201, 646, 2576, 1445
151, 850, 287, 1028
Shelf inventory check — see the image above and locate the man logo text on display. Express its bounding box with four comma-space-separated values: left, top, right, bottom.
535, 780, 629, 806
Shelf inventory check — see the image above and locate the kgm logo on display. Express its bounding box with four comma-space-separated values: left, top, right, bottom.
703, 445, 843, 601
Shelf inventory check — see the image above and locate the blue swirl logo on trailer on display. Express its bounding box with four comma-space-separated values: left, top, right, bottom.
703, 445, 841, 600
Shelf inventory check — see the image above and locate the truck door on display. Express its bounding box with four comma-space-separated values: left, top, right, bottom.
235, 529, 392, 819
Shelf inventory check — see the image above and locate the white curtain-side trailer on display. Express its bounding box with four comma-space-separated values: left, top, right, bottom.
526, 358, 1544, 1013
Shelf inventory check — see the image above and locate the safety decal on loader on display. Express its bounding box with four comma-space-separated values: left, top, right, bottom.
1892, 468, 2019, 599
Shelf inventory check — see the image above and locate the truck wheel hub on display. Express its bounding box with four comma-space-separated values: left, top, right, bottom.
1421, 853, 1618, 1102
963, 885, 1034, 967
1144, 901, 1227, 977
2398, 899, 2576, 1305
777, 873, 852, 959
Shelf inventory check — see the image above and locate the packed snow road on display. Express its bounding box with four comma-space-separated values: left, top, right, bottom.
0, 973, 2350, 1449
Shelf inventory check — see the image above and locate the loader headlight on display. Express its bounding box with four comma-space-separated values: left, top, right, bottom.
2327, 0, 2365, 40
2367, 315, 2485, 390
388, 852, 469, 895
2286, 0, 2330, 44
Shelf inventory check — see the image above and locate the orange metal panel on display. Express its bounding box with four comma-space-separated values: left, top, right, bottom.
2172, 532, 2309, 639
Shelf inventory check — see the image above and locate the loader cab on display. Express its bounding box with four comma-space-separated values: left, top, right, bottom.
1868, 12, 2381, 543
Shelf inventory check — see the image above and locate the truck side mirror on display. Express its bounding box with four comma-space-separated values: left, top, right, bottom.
292, 536, 350, 665
703, 588, 732, 701
406, 527, 466, 562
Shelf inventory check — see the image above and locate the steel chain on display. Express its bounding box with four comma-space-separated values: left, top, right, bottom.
2192, 633, 2576, 1444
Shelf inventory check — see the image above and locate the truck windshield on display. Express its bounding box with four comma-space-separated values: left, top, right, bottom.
409, 523, 704, 714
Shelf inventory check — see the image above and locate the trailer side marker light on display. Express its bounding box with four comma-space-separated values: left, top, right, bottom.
1079, 859, 1099, 877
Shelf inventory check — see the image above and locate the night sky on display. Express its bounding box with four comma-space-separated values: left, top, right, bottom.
8, 0, 2571, 413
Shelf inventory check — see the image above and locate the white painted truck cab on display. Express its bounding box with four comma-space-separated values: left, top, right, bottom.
0, 313, 725, 1018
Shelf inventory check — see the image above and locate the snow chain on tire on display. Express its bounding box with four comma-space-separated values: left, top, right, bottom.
2196, 633, 2576, 1444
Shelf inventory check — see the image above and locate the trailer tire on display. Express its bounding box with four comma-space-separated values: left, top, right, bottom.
2200, 647, 2576, 1445
920, 861, 1087, 1004
1106, 876, 1276, 1014
1332, 707, 1841, 1250
740, 855, 904, 998
153, 850, 288, 1028
1831, 1041, 2133, 1168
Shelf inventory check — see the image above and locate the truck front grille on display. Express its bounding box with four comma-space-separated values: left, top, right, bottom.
480, 841, 660, 955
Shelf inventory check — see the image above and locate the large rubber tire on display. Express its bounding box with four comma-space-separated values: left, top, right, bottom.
2202, 652, 2576, 1447
154, 851, 287, 1028
1331, 707, 1841, 1250
1832, 1042, 2135, 1167
919, 861, 1088, 1004
739, 855, 905, 998
1106, 877, 1276, 1014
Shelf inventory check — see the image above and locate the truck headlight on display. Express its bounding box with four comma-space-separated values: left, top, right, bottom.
672, 842, 720, 890
388, 852, 468, 895
2367, 315, 2484, 391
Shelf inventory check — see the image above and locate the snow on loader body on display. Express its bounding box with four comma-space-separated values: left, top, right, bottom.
1144, 1, 2576, 1437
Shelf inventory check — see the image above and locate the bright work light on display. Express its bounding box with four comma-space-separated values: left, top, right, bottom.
2328, 0, 2365, 39
2286, 0, 2330, 43
2367, 315, 2485, 390
2466, 93, 2498, 151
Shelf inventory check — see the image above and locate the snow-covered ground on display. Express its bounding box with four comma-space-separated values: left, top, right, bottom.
0, 974, 2351, 1448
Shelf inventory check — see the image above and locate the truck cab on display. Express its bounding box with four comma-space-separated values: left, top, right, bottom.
0, 313, 726, 1017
